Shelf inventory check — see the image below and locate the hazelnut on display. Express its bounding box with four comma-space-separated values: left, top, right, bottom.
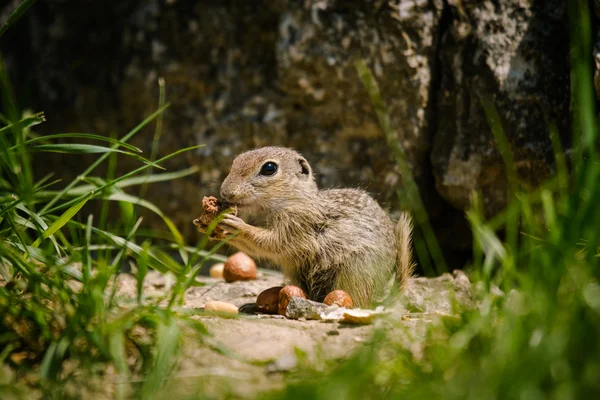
278, 285, 308, 316
223, 252, 257, 282
204, 301, 238, 316
209, 263, 225, 279
323, 290, 353, 308
256, 286, 284, 314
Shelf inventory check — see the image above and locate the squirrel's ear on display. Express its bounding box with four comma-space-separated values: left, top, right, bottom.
298, 158, 311, 177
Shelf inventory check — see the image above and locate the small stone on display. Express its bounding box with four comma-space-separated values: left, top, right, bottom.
204, 301, 238, 316
284, 297, 328, 320
223, 252, 257, 282
209, 263, 225, 279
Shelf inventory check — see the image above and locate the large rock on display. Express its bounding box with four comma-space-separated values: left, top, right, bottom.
0, 0, 571, 260
432, 0, 569, 215
275, 0, 444, 204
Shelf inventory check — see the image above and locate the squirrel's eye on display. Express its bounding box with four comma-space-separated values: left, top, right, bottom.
259, 162, 278, 176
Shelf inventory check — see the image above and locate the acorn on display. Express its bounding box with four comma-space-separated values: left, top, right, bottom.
223, 252, 257, 282
256, 286, 284, 314
323, 290, 353, 308
278, 285, 308, 316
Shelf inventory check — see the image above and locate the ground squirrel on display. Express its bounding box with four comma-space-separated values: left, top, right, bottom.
208, 146, 414, 308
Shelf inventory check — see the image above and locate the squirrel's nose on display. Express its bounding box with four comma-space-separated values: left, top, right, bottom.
220, 187, 235, 202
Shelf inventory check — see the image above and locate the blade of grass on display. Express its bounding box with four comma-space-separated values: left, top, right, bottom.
42, 144, 203, 216
38, 166, 199, 198
0, 0, 38, 39
137, 241, 151, 304
107, 217, 144, 307
32, 143, 140, 155
102, 192, 184, 245
67, 220, 183, 274
0, 112, 45, 135
15, 203, 61, 255
83, 214, 93, 284
39, 104, 170, 214
355, 59, 447, 274
21, 133, 142, 152
99, 134, 119, 234
108, 331, 130, 400
480, 97, 518, 274
139, 314, 181, 400
140, 77, 166, 199
32, 192, 93, 247
569, 0, 597, 161
0, 60, 39, 195
0, 57, 19, 121
31, 143, 165, 170
76, 243, 227, 263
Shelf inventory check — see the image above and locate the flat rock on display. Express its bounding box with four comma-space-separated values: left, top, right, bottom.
112, 268, 473, 397
284, 297, 329, 320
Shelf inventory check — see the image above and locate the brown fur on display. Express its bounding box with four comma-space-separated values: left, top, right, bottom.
214, 146, 414, 308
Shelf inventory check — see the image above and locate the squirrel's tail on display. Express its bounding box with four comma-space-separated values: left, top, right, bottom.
395, 212, 415, 290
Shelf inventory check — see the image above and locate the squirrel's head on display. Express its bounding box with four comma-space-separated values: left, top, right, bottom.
220, 146, 318, 213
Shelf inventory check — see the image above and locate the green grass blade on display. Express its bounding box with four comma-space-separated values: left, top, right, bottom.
67, 220, 184, 274
355, 59, 447, 274
38, 166, 199, 198
0, 0, 38, 39
139, 315, 181, 400
32, 193, 92, 247
480, 97, 519, 261
83, 214, 93, 283
32, 143, 139, 154
21, 133, 142, 152
42, 145, 204, 216
15, 204, 61, 255
108, 332, 130, 400
480, 97, 518, 192
39, 104, 170, 214
137, 241, 151, 304
32, 143, 164, 169
569, 0, 597, 160
140, 77, 166, 198
0, 112, 45, 134
102, 192, 184, 245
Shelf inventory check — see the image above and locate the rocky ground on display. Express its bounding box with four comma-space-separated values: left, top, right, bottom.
114, 269, 474, 398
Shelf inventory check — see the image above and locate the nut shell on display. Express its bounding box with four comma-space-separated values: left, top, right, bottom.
223, 252, 257, 282
278, 285, 308, 316
256, 286, 284, 314
209, 263, 225, 279
193, 196, 237, 237
204, 301, 238, 316
323, 290, 353, 308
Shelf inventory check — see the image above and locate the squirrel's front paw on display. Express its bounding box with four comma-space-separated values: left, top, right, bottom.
217, 214, 246, 235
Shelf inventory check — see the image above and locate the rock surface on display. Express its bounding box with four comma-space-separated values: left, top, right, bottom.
0, 0, 570, 259
111, 269, 473, 397
432, 0, 570, 216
